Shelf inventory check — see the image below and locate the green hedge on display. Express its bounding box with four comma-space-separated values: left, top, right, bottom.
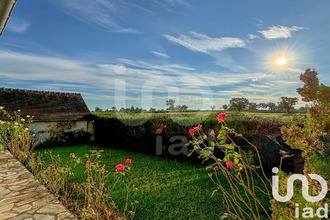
92, 113, 305, 171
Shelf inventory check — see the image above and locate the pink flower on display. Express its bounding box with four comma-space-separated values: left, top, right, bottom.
8, 142, 11, 145
115, 163, 125, 171
189, 129, 195, 134
213, 166, 218, 170
217, 113, 227, 123
125, 158, 132, 164
4, 136, 7, 139
49, 164, 55, 167
225, 161, 233, 168
70, 153, 75, 157
86, 160, 90, 165
194, 124, 202, 130
18, 135, 22, 139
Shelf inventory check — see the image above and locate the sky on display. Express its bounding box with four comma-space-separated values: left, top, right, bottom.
0, 0, 330, 111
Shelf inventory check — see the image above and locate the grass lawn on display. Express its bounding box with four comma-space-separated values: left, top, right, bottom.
35, 145, 272, 220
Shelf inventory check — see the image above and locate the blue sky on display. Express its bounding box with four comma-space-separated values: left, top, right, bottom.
1, 0, 329, 110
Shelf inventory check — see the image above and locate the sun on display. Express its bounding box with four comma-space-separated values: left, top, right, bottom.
275, 57, 287, 66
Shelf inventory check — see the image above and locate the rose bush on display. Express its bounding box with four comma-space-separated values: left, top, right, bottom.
188, 112, 274, 219
31, 150, 138, 219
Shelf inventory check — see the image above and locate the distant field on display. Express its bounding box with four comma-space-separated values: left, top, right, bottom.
93, 111, 306, 126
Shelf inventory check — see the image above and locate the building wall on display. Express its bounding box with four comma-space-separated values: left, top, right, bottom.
31, 121, 89, 142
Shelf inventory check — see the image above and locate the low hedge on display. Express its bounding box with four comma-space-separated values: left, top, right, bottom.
92, 113, 305, 171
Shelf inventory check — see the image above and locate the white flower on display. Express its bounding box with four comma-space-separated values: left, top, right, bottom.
0, 106, 4, 110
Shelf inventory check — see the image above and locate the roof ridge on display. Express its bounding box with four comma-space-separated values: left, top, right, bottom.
0, 87, 81, 96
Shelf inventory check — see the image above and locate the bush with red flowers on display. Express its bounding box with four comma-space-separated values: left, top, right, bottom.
187, 112, 274, 219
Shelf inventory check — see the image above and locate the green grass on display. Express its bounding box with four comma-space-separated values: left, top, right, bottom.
35, 145, 272, 220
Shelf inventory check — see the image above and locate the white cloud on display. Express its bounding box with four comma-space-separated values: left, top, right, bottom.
164, 32, 246, 71
6, 18, 30, 33
248, 34, 259, 40
50, 0, 191, 33
162, 0, 190, 7
0, 50, 303, 110
151, 51, 170, 59
164, 32, 245, 53
50, 0, 142, 33
258, 25, 307, 40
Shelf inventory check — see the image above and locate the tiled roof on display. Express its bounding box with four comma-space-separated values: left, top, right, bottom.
0, 88, 90, 121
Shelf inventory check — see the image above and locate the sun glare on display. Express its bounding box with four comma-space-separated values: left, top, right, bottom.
275, 57, 287, 66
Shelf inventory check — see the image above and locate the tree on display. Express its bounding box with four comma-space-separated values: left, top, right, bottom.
278, 97, 298, 114
166, 99, 176, 110
267, 102, 277, 112
248, 102, 257, 112
111, 106, 117, 112
229, 97, 249, 112
299, 106, 307, 113
95, 107, 103, 112
297, 68, 330, 105
210, 105, 216, 111
181, 105, 188, 110
258, 103, 268, 110
222, 104, 228, 111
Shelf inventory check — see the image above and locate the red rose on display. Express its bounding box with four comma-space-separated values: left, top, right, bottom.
125, 158, 132, 164
217, 113, 227, 123
115, 163, 125, 171
194, 124, 202, 130
189, 129, 195, 134
225, 161, 233, 168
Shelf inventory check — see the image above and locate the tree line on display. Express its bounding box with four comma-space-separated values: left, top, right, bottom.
221, 96, 303, 114
94, 95, 304, 114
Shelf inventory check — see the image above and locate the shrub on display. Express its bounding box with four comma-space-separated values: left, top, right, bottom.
92, 112, 295, 170
187, 113, 274, 219
29, 150, 138, 219
0, 107, 37, 163
274, 68, 330, 218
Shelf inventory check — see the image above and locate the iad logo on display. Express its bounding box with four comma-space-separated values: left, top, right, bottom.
272, 167, 328, 218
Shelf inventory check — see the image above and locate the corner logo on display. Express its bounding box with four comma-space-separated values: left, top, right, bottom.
272, 167, 328, 218
272, 167, 328, 202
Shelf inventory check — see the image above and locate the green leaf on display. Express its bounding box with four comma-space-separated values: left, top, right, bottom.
205, 164, 214, 170
225, 145, 234, 150
211, 189, 219, 197
234, 158, 239, 164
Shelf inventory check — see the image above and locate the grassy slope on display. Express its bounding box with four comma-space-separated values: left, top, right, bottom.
36, 145, 272, 220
